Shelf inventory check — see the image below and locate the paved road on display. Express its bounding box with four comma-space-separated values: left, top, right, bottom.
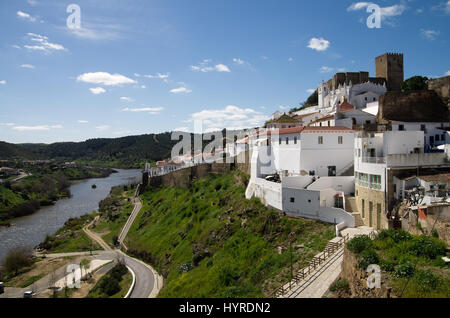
84, 217, 112, 251
83, 218, 156, 298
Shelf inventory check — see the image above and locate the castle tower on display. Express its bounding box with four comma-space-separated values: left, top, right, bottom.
375, 53, 404, 91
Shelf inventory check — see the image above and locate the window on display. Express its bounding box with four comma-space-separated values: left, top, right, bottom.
435, 135, 440, 142
279, 138, 281, 145
398, 125, 405, 131
327, 121, 330, 127
294, 137, 297, 144
318, 136, 323, 144
365, 97, 368, 101
373, 97, 376, 101
308, 199, 311, 203
358, 149, 361, 157
319, 122, 322, 127
290, 197, 295, 203
338, 136, 343, 144
286, 137, 289, 144
420, 124, 426, 131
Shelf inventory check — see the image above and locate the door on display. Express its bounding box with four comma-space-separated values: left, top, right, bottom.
377, 203, 382, 230
369, 201, 373, 227
328, 166, 336, 177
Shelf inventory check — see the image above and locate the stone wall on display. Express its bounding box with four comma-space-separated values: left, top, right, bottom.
143, 152, 251, 189
340, 246, 391, 298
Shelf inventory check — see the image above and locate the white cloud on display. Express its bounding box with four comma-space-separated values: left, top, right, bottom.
122, 107, 164, 113
140, 85, 146, 89
12, 45, 21, 49
20, 64, 35, 69
307, 37, 330, 51
120, 97, 134, 102
144, 73, 169, 79
0, 123, 15, 126
233, 58, 245, 65
432, 1, 450, 15
320, 66, 334, 73
307, 89, 315, 94
174, 127, 190, 132
347, 3, 406, 24
186, 105, 268, 131
445, 70, 450, 76
170, 87, 192, 94
215, 64, 231, 72
0, 80, 6, 85
288, 57, 293, 62
420, 29, 440, 40
89, 87, 106, 95
279, 106, 288, 110
77, 120, 89, 124
95, 125, 110, 131
13, 124, 62, 131
191, 60, 231, 73
24, 33, 67, 53
17, 11, 36, 22
27, 0, 38, 6
77, 72, 136, 86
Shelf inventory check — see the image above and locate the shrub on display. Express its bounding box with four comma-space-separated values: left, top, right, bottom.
359, 249, 379, 270
3, 246, 33, 275
393, 261, 415, 278
347, 235, 372, 254
408, 236, 446, 260
413, 269, 438, 292
379, 259, 395, 272
330, 278, 350, 293
377, 229, 412, 243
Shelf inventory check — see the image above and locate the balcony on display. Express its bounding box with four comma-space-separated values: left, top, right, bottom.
361, 157, 386, 164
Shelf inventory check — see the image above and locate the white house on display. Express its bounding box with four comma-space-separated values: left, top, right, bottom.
354, 130, 450, 229
318, 80, 386, 111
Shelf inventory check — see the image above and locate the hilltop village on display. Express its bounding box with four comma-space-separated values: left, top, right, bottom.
146, 53, 450, 242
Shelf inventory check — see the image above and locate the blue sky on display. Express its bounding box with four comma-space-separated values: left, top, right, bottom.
0, 0, 449, 144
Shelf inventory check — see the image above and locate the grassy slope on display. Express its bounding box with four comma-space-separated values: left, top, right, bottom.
347, 230, 449, 298
39, 214, 101, 253
91, 187, 136, 248
126, 171, 334, 298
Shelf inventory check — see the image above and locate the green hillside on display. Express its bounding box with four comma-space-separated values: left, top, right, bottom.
0, 133, 182, 168
126, 171, 335, 297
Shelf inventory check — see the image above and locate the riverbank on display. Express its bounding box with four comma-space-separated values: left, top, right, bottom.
0, 169, 141, 264
0, 166, 117, 227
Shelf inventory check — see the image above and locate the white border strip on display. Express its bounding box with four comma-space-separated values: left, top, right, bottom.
124, 265, 136, 298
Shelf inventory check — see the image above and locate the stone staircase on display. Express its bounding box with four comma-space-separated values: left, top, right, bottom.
351, 213, 365, 227
345, 196, 365, 227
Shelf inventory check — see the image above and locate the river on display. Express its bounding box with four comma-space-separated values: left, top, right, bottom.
0, 169, 141, 263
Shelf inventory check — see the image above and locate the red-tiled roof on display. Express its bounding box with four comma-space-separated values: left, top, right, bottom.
302, 126, 355, 133
310, 114, 334, 124
338, 101, 356, 113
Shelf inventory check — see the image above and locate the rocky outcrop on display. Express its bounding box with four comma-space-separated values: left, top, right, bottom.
378, 90, 449, 123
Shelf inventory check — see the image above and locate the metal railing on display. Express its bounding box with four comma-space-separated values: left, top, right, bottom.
272, 233, 350, 298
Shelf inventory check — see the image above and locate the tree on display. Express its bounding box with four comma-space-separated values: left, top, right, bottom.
3, 246, 33, 276
290, 89, 318, 113
401, 76, 429, 91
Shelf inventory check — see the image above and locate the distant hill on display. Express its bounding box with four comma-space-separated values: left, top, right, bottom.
0, 132, 185, 168
0, 141, 41, 160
